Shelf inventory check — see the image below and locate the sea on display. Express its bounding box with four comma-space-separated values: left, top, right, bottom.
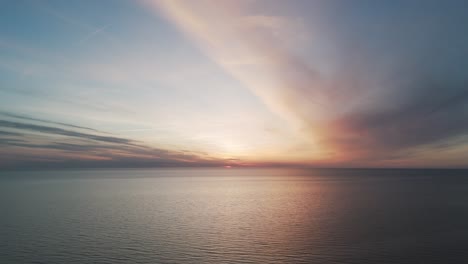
1, 168, 468, 264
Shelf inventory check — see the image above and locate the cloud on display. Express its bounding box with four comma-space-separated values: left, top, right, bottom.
78, 24, 110, 45
148, 0, 468, 166
0, 130, 22, 136
0, 111, 100, 132
0, 117, 228, 170
0, 120, 134, 145
150, 0, 328, 128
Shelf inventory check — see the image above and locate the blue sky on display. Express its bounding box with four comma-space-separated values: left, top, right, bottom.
1, 0, 468, 169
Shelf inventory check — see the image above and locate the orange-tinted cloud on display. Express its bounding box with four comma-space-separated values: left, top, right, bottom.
147, 0, 468, 167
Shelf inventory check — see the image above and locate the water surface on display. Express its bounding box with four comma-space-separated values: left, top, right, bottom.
1, 168, 468, 263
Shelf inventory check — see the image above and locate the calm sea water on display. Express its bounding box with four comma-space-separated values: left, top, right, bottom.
1, 168, 468, 264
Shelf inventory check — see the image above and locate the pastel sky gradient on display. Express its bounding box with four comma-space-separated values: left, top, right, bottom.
1, 0, 468, 169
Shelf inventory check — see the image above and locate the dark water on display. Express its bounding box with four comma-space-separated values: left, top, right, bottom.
1, 168, 468, 264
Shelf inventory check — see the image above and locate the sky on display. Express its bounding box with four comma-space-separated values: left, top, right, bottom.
1, 0, 468, 169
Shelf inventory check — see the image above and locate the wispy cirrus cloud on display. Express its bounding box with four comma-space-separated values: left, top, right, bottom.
0, 120, 134, 145
0, 111, 100, 132
0, 115, 229, 170
78, 24, 110, 45
148, 0, 468, 167
0, 130, 22, 136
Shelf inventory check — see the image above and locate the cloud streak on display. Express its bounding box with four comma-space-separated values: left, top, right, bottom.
149, 0, 468, 167
0, 120, 134, 145
0, 117, 229, 170
0, 111, 100, 132
78, 24, 109, 45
